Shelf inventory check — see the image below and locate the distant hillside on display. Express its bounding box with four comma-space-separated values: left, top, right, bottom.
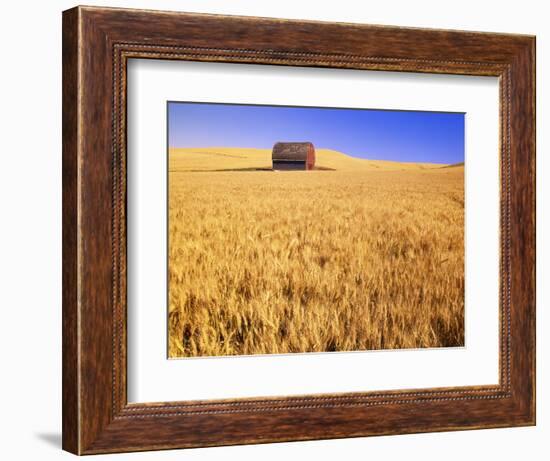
441, 162, 465, 169
169, 148, 270, 172
315, 149, 446, 171
169, 147, 449, 172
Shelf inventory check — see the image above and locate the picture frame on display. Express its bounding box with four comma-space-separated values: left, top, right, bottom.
62, 5, 535, 455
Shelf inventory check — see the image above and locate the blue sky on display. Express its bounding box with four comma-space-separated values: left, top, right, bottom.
168, 102, 464, 164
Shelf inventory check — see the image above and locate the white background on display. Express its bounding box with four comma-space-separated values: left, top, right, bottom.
127, 60, 499, 402
0, 0, 546, 460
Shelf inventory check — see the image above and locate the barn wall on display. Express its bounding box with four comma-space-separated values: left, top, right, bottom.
307, 145, 316, 170
273, 160, 306, 171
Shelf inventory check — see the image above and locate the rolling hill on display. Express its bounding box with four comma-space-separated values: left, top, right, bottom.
168, 147, 449, 172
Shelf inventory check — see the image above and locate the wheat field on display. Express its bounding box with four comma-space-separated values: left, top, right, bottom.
168, 147, 464, 358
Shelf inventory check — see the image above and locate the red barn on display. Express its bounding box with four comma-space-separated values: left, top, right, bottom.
272, 142, 316, 171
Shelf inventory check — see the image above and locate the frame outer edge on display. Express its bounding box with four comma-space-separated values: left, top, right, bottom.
531, 36, 537, 425
62, 6, 81, 455
528, 36, 536, 425
505, 36, 536, 424
63, 6, 536, 454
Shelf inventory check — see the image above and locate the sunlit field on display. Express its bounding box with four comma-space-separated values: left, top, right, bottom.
168, 148, 464, 358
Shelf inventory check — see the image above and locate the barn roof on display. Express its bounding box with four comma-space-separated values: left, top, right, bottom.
272, 142, 314, 161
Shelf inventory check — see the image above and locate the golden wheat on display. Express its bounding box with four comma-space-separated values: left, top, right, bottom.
168, 148, 464, 357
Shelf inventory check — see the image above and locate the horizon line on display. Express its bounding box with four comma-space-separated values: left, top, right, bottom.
168, 146, 459, 165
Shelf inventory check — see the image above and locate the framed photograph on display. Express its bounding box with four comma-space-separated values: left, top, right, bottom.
62, 5, 535, 454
